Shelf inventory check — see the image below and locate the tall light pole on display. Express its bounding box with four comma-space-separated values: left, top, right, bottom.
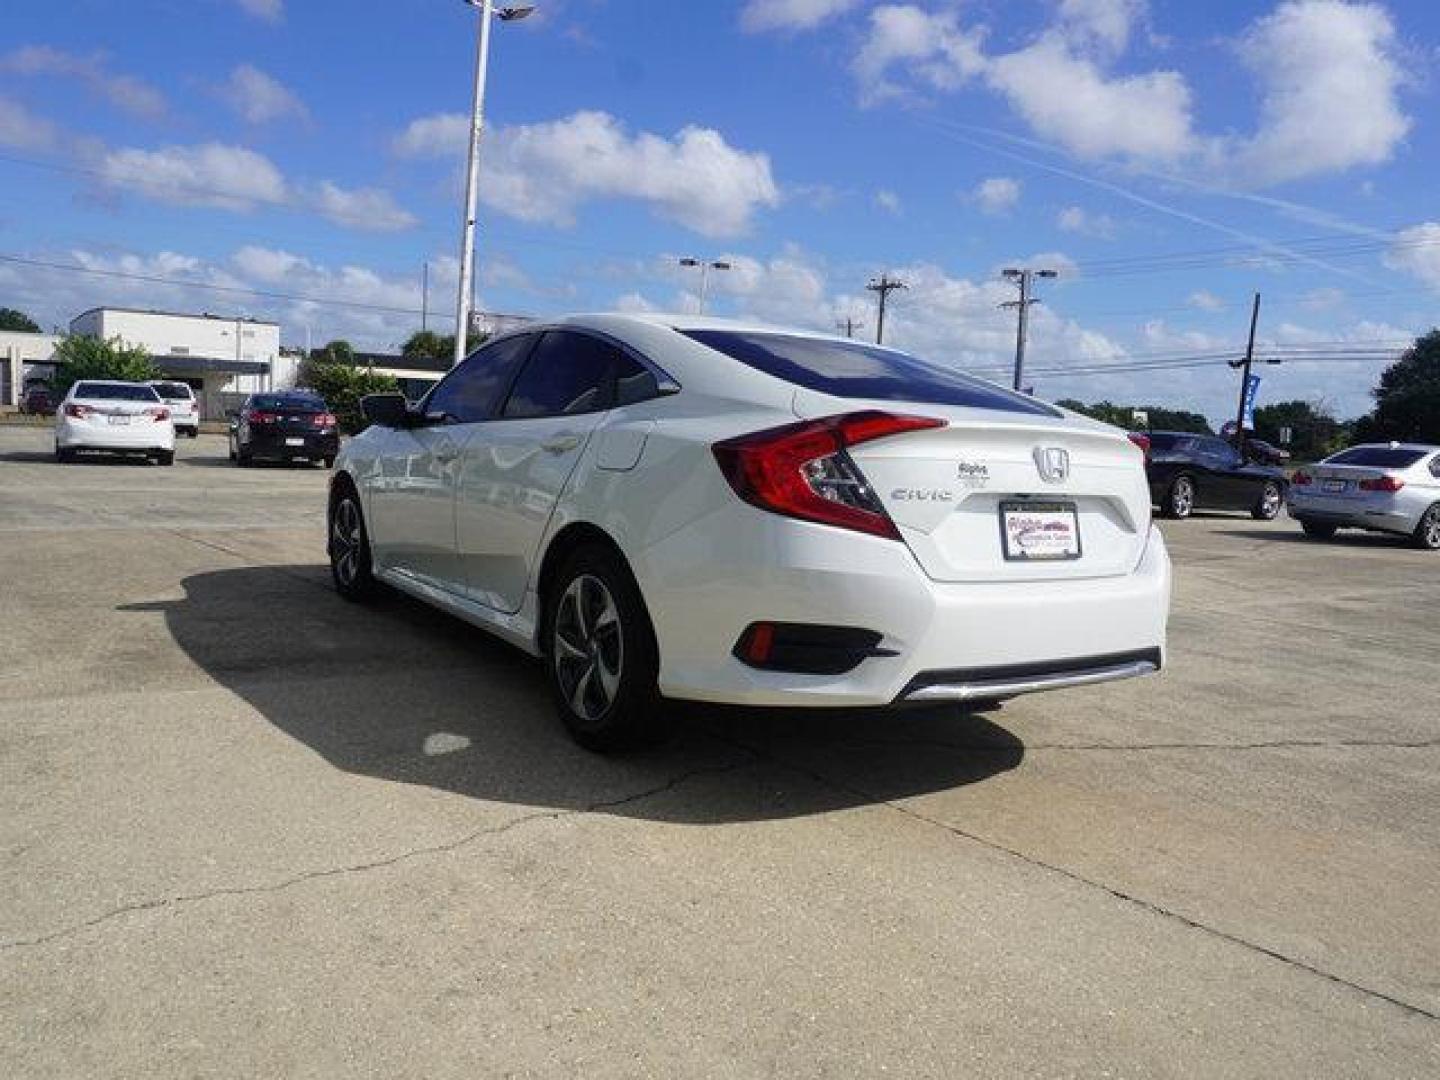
1000, 267, 1057, 392
452, 2, 535, 369
679, 257, 732, 314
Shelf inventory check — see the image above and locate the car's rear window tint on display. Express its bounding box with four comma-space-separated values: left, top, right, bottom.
1147, 433, 1187, 451
74, 382, 161, 402
252, 394, 324, 411
682, 330, 1059, 416
1325, 446, 1427, 468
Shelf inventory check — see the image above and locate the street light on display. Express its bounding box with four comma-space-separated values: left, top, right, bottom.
452, 0, 536, 368
678, 257, 732, 314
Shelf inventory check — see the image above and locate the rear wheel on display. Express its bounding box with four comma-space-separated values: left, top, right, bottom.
1300, 519, 1337, 541
55, 445, 74, 464
1251, 480, 1282, 520
1412, 503, 1440, 551
154, 450, 174, 466
328, 484, 379, 601
236, 444, 253, 467
322, 455, 336, 469
1163, 475, 1195, 519
545, 545, 663, 752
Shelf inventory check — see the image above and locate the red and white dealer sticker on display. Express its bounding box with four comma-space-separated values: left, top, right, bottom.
1000, 501, 1082, 561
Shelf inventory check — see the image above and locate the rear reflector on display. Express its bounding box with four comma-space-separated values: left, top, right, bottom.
732, 622, 890, 675
1359, 475, 1404, 492
712, 411, 945, 540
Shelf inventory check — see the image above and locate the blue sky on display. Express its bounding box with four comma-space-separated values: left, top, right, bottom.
2, 0, 1438, 423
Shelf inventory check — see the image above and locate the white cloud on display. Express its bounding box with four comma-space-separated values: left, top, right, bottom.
985, 37, 1193, 162
308, 182, 415, 231
853, 4, 986, 104
99, 143, 289, 211
1056, 205, 1117, 239
1227, 0, 1410, 186
1300, 287, 1347, 311
972, 177, 1020, 215
399, 109, 780, 238
1058, 0, 1148, 56
0, 45, 166, 119
1187, 290, 1226, 312
741, 0, 860, 33
874, 189, 902, 215
219, 64, 307, 124
235, 0, 283, 22
0, 95, 59, 151
1383, 222, 1440, 291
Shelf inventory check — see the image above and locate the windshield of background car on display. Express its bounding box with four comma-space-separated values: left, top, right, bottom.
74, 382, 161, 402
682, 330, 1060, 417
1325, 446, 1427, 468
154, 383, 194, 399
252, 394, 324, 411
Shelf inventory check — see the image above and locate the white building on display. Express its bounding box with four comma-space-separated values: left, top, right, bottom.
1, 331, 62, 409
68, 308, 294, 418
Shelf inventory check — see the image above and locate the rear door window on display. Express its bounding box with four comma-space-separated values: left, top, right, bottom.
501, 331, 620, 419
682, 330, 1059, 417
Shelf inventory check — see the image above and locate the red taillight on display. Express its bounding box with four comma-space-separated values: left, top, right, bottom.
1292, 470, 1312, 486
146, 407, 170, 422
65, 402, 94, 419
246, 410, 278, 424
1126, 432, 1151, 464
1359, 475, 1404, 492
712, 411, 945, 540
313, 412, 337, 428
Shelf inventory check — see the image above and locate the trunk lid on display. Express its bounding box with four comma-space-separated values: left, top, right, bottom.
793, 390, 1151, 582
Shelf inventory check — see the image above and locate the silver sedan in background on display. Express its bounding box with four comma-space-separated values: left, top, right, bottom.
1289, 443, 1440, 549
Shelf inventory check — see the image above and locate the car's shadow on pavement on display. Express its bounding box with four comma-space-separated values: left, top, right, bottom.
1227, 528, 1417, 549
121, 565, 1025, 824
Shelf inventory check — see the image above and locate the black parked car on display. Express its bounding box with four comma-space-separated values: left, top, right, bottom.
1141, 431, 1288, 520
228, 391, 339, 467
20, 385, 55, 416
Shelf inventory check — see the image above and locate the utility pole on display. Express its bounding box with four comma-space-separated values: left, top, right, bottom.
999, 267, 1057, 392
421, 261, 429, 332
1230, 292, 1262, 451
835, 315, 864, 339
866, 273, 907, 345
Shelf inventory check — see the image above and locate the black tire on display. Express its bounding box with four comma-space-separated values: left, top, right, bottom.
1251, 480, 1282, 521
322, 455, 336, 469
155, 450, 174, 467
328, 482, 379, 602
1163, 475, 1196, 519
236, 444, 253, 467
1300, 519, 1337, 540
543, 544, 664, 752
55, 445, 74, 464
1412, 503, 1440, 551
227, 438, 236, 462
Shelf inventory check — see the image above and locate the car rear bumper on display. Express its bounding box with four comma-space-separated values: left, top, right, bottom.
1288, 492, 1421, 534
634, 510, 1170, 708
56, 417, 175, 451
244, 431, 339, 458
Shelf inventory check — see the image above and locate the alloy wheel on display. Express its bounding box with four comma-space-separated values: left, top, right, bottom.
1424, 507, 1440, 549
1172, 478, 1194, 517
331, 498, 363, 586
553, 573, 624, 724
1260, 483, 1281, 517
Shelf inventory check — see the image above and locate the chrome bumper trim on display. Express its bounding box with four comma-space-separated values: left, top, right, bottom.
902, 659, 1159, 703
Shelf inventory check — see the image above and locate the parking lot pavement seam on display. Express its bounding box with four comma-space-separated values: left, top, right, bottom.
0, 756, 758, 955
706, 731, 1440, 1025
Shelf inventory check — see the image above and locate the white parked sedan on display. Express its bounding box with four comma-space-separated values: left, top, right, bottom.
55, 380, 176, 465
147, 380, 200, 438
329, 315, 1170, 749
1289, 443, 1440, 548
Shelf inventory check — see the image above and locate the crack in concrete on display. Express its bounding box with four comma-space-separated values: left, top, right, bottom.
0, 757, 754, 953
707, 730, 1440, 1025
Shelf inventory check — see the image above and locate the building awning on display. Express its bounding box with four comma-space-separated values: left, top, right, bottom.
151, 355, 270, 375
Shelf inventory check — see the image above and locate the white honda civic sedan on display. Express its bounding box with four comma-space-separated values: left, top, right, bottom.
329, 315, 1170, 749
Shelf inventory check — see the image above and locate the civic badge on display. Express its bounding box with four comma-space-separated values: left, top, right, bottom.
1034, 446, 1070, 484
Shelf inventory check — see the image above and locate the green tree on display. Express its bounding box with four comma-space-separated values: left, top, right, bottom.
49, 335, 158, 398
1253, 399, 1346, 461
401, 330, 456, 360
297, 357, 399, 435
1353, 330, 1440, 444
0, 307, 41, 332
1055, 399, 1211, 433
309, 339, 356, 365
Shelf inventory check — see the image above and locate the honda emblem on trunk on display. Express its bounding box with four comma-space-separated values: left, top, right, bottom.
1034, 446, 1070, 483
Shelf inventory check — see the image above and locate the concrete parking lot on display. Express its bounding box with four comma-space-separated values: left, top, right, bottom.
2, 424, 1437, 1078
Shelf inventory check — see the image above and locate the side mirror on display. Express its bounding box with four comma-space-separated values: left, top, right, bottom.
361, 392, 409, 428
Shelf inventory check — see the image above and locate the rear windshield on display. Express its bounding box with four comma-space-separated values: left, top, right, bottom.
152, 382, 194, 399
252, 394, 324, 411
1325, 446, 1427, 468
683, 330, 1060, 417
1147, 433, 1190, 451
74, 382, 161, 402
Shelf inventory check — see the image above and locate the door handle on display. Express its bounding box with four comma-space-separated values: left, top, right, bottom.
541, 434, 582, 453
